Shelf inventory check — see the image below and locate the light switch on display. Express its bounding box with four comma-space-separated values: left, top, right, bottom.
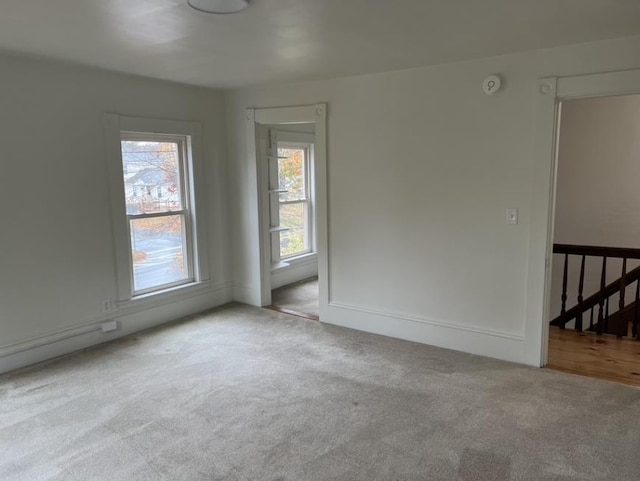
506, 208, 518, 225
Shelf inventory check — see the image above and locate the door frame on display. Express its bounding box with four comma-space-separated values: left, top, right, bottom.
245, 104, 328, 318
526, 69, 640, 367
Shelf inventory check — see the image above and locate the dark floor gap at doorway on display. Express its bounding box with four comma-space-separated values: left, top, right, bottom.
268, 276, 319, 321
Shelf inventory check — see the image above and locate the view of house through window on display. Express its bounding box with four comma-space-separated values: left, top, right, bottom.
121, 136, 193, 293
278, 145, 311, 258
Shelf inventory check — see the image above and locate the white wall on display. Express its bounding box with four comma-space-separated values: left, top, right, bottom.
0, 54, 231, 373
226, 35, 640, 365
550, 94, 640, 325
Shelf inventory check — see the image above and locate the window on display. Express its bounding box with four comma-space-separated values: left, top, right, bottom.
121, 134, 193, 294
104, 114, 208, 303
277, 143, 312, 259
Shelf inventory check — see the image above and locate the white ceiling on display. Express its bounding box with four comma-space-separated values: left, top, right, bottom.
1, 0, 639, 88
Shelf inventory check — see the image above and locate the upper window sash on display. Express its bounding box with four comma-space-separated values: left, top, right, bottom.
120, 133, 190, 216
277, 144, 310, 203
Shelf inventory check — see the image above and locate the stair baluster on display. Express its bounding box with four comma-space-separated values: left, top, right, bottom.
634, 281, 640, 339
617, 258, 627, 338
560, 253, 569, 330
576, 255, 585, 332
597, 257, 606, 335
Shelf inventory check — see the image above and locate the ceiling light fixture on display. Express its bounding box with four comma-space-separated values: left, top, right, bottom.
187, 0, 250, 14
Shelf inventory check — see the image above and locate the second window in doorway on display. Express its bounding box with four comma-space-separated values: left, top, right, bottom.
277, 144, 312, 259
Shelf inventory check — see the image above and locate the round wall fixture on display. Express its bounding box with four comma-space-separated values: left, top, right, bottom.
482, 75, 502, 95
188, 0, 250, 14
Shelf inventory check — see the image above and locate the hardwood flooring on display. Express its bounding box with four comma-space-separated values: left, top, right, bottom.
546, 326, 640, 387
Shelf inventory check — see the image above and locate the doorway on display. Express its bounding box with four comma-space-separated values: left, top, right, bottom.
544, 93, 640, 386
523, 70, 640, 369
245, 104, 328, 321
264, 126, 319, 320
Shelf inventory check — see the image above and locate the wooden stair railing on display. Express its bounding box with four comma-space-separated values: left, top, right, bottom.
549, 244, 640, 339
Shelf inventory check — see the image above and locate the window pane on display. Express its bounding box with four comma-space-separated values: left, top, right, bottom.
277, 148, 306, 201
121, 140, 183, 215
130, 215, 189, 292
280, 202, 308, 257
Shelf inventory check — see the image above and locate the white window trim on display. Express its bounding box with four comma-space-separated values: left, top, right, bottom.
121, 132, 195, 296
269, 130, 316, 265
103, 114, 210, 308
277, 141, 314, 260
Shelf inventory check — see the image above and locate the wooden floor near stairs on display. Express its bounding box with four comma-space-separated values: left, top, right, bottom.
547, 327, 640, 387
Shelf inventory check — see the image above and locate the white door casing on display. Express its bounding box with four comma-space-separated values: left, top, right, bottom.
245, 104, 328, 316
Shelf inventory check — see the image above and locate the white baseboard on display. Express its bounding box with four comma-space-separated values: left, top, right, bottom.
0, 283, 233, 375
325, 302, 527, 365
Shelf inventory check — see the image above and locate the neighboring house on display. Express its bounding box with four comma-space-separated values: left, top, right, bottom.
125, 167, 180, 213
122, 152, 180, 214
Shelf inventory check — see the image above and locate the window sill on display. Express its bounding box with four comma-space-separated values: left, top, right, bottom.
272, 252, 317, 271
116, 280, 212, 314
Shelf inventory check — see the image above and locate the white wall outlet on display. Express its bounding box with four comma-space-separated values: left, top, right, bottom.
506, 208, 519, 225
101, 299, 113, 313
100, 320, 118, 333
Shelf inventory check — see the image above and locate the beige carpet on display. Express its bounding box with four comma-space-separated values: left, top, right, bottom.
1, 303, 640, 480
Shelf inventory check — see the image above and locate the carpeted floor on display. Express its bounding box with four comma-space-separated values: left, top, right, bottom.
271, 277, 319, 318
1, 303, 640, 481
